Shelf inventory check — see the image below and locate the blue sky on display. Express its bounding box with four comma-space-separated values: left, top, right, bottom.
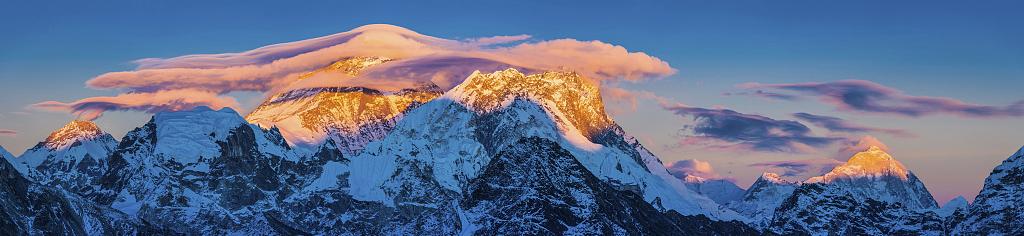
1, 0, 1022, 204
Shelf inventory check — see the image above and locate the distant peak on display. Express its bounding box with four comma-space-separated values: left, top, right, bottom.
42, 120, 107, 150
758, 172, 796, 185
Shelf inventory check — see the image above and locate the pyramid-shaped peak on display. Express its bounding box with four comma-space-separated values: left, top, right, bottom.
811, 146, 910, 183
42, 120, 108, 150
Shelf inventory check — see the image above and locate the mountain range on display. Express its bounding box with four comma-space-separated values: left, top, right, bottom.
1, 56, 1021, 235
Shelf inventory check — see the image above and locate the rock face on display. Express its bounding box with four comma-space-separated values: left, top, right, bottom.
246, 57, 441, 155
728, 172, 799, 229
0, 145, 153, 235
461, 136, 754, 235
954, 146, 1024, 235
16, 120, 118, 194
768, 146, 946, 235
88, 107, 301, 235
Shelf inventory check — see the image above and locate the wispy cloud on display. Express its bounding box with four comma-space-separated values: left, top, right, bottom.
0, 129, 17, 137
836, 135, 890, 160
666, 159, 723, 180
31, 89, 240, 120
749, 159, 843, 177
664, 104, 842, 153
723, 90, 800, 101
47, 24, 675, 120
792, 112, 913, 137
741, 80, 1024, 118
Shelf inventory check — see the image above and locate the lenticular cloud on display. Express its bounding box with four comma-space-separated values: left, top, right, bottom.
34, 24, 675, 120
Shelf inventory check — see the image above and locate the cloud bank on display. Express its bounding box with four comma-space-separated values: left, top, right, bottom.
38, 24, 675, 120
836, 135, 891, 160
664, 104, 842, 153
741, 80, 1024, 118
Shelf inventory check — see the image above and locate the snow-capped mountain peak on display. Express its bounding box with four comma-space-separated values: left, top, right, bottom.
15, 120, 119, 193
246, 56, 440, 154
728, 172, 799, 229
937, 195, 969, 217
41, 120, 109, 151
758, 172, 794, 185
445, 68, 612, 139
807, 146, 909, 183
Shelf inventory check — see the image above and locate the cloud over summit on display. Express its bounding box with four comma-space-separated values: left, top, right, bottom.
37, 24, 675, 120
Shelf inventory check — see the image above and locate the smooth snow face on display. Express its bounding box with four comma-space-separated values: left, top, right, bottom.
151, 107, 252, 163
803, 146, 937, 210
680, 176, 746, 205
936, 195, 969, 217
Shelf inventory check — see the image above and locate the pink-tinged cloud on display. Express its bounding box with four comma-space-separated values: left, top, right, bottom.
664, 104, 843, 153
666, 159, 723, 180
60, 24, 674, 118
600, 87, 675, 115
792, 112, 913, 137
836, 135, 890, 160
741, 80, 1024, 118
30, 89, 240, 120
0, 129, 17, 137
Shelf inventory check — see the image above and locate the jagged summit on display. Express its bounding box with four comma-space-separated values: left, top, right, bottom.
295, 56, 392, 80
446, 68, 612, 139
247, 57, 441, 153
41, 120, 110, 150
807, 146, 910, 183
758, 172, 795, 185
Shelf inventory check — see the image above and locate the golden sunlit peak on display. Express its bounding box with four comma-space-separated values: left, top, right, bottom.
42, 120, 106, 150
808, 145, 911, 183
